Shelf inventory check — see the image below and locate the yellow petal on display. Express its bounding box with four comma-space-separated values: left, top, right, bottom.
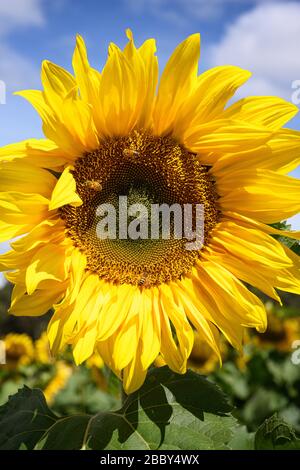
136, 37, 158, 128
41, 60, 77, 113
224, 211, 300, 241
96, 336, 120, 376
172, 280, 222, 361
0, 139, 71, 169
210, 220, 292, 269
273, 246, 300, 295
184, 119, 272, 157
139, 289, 160, 369
49, 166, 82, 210
25, 243, 68, 295
72, 35, 104, 136
212, 129, 300, 176
173, 65, 251, 140
15, 90, 80, 156
9, 282, 65, 317
123, 341, 147, 394
15, 90, 93, 156
72, 278, 105, 364
124, 30, 158, 130
0, 192, 49, 242
159, 284, 194, 373
157, 289, 184, 372
153, 33, 200, 135
48, 273, 100, 355
11, 218, 64, 252
99, 44, 140, 135
204, 247, 281, 303
219, 169, 300, 223
112, 288, 141, 370
191, 262, 266, 349
97, 284, 133, 341
200, 261, 267, 332
0, 160, 56, 197
72, 35, 101, 103
60, 96, 99, 150
222, 96, 298, 130
190, 271, 245, 350
67, 248, 87, 304
0, 249, 35, 271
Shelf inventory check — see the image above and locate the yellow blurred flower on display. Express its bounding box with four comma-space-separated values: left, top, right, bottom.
35, 332, 53, 364
85, 351, 107, 390
85, 350, 104, 369
43, 361, 72, 405
188, 331, 226, 374
1, 333, 34, 369
252, 304, 300, 352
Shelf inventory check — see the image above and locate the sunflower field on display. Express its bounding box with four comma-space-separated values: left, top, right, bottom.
1, 271, 300, 450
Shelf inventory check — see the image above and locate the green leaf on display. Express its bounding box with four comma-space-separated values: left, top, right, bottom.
36, 415, 92, 450
40, 367, 234, 450
270, 221, 292, 231
149, 367, 232, 418
0, 380, 23, 406
270, 221, 300, 253
0, 386, 57, 450
228, 425, 255, 450
0, 367, 253, 450
255, 414, 300, 450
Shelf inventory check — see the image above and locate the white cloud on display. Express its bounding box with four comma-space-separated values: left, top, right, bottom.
0, 44, 40, 89
0, 0, 44, 35
208, 1, 300, 100
0, 0, 45, 90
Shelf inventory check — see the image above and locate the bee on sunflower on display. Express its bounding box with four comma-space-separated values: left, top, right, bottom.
0, 30, 300, 393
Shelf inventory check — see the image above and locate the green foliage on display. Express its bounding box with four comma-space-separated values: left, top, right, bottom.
213, 349, 300, 432
2, 368, 299, 450
270, 221, 300, 254
52, 366, 118, 415
0, 386, 57, 450
0, 366, 257, 450
255, 414, 300, 450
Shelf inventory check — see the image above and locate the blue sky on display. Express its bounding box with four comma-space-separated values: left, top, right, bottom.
0, 0, 300, 272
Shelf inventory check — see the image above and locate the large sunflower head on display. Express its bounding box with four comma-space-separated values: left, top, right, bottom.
1, 30, 300, 393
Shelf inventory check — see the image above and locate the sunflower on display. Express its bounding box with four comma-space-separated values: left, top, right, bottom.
188, 331, 227, 374
1, 30, 300, 393
85, 351, 106, 391
35, 331, 53, 364
85, 350, 104, 369
251, 303, 300, 352
43, 360, 72, 405
1, 333, 34, 368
